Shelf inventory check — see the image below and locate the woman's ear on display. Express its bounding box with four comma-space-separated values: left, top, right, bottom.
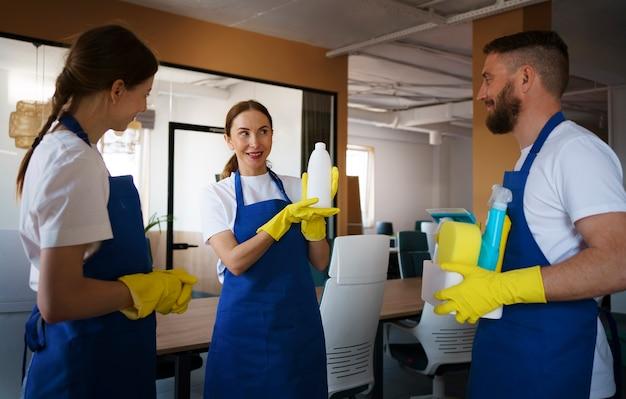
110, 79, 126, 104
224, 133, 234, 150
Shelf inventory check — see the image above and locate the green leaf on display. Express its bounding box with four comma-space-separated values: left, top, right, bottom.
144, 213, 174, 233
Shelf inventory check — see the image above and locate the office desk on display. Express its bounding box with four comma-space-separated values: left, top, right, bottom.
156, 277, 423, 399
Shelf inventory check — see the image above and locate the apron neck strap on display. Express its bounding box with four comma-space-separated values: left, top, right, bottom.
267, 169, 290, 203
58, 113, 91, 147
234, 170, 245, 208
521, 111, 565, 173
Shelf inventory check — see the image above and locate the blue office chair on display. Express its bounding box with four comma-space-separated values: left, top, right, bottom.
414, 219, 430, 233
397, 231, 430, 279
375, 221, 394, 236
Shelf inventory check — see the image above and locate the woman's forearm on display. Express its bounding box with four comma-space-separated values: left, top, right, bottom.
210, 230, 275, 276
38, 245, 133, 323
308, 239, 330, 272
39, 279, 133, 323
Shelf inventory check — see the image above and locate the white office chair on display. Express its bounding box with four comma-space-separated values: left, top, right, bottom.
320, 235, 389, 399
386, 302, 475, 399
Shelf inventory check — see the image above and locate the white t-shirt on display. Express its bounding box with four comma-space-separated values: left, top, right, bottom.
19, 129, 112, 292
515, 120, 626, 399
201, 172, 301, 283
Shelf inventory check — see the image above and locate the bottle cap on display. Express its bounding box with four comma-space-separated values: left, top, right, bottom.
315, 142, 326, 150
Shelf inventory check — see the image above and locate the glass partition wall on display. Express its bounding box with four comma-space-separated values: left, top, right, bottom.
0, 34, 337, 296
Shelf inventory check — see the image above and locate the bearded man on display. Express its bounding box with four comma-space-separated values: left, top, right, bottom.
435, 31, 626, 399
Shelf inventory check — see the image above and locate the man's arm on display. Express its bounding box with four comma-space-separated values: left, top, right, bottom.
542, 211, 626, 300
434, 211, 626, 323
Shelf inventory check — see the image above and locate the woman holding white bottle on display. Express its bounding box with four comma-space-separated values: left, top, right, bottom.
201, 100, 339, 398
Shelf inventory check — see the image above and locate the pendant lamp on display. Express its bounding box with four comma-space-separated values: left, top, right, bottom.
9, 100, 52, 148
8, 42, 51, 149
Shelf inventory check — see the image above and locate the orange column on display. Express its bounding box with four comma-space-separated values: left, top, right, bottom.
472, 2, 551, 224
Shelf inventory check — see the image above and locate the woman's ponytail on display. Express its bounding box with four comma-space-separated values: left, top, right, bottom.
219, 154, 239, 180
15, 80, 71, 196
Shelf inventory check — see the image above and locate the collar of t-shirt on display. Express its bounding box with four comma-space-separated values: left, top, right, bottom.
515, 145, 532, 172
232, 172, 287, 205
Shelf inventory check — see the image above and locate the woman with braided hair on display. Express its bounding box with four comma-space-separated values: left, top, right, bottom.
17, 25, 196, 398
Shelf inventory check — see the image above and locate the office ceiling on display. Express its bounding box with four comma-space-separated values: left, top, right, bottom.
121, 0, 626, 139
114, 0, 503, 137
120, 0, 626, 137
123, 0, 503, 113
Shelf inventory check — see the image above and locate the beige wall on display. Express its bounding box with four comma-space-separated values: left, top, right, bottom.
472, 2, 551, 224
0, 0, 349, 234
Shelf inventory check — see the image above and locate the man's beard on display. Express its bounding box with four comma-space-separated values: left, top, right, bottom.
485, 81, 521, 134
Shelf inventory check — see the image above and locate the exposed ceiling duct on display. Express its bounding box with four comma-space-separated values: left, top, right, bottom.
394, 100, 472, 129
349, 100, 473, 143
326, 0, 549, 58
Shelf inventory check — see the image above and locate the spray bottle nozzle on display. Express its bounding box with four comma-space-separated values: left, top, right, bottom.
488, 184, 513, 210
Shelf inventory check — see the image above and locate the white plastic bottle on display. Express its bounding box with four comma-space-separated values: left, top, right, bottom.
306, 142, 332, 208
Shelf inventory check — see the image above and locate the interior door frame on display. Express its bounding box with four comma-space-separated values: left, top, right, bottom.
166, 122, 225, 269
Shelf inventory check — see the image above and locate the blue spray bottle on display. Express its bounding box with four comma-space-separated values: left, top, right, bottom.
477, 184, 513, 271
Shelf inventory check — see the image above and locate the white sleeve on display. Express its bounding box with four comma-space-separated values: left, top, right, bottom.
35, 157, 111, 248
555, 136, 626, 223
201, 185, 231, 244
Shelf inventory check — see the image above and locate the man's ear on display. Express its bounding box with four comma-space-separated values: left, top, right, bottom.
110, 79, 126, 104
519, 65, 536, 94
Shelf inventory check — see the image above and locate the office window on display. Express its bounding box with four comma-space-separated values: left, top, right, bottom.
346, 144, 374, 227
98, 127, 151, 215
0, 33, 336, 296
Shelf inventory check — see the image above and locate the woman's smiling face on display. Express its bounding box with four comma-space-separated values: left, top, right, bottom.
225, 109, 273, 176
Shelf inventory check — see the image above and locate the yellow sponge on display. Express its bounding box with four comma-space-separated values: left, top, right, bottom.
437, 221, 481, 265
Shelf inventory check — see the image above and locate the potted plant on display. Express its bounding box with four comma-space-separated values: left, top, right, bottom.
144, 213, 173, 266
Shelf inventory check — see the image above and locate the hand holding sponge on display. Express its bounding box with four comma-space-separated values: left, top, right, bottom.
432, 216, 546, 324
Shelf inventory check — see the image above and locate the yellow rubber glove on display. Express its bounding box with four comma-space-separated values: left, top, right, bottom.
256, 197, 319, 241
154, 269, 198, 314
301, 166, 340, 241
118, 268, 198, 320
434, 263, 546, 324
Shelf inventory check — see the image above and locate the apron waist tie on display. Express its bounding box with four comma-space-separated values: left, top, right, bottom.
22, 306, 46, 383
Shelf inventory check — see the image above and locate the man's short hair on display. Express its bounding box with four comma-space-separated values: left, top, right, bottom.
484, 30, 569, 97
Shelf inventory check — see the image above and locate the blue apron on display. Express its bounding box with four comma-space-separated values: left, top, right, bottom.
204, 170, 327, 399
468, 112, 598, 398
23, 114, 156, 398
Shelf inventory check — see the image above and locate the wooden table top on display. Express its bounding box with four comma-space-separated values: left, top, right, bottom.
379, 277, 423, 320
156, 277, 423, 355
